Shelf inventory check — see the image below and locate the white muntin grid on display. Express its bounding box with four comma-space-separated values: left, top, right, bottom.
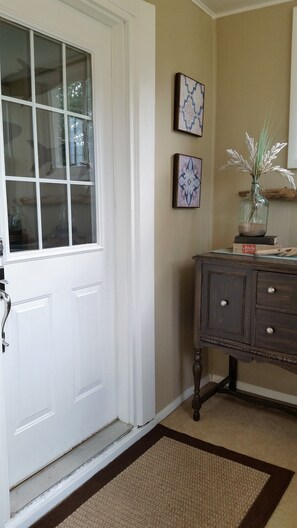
0, 21, 97, 255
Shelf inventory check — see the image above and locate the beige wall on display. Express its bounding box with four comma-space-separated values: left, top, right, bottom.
213, 1, 297, 395
146, 0, 216, 412
148, 0, 297, 413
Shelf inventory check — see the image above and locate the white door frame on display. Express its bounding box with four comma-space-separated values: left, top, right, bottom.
0, 0, 155, 525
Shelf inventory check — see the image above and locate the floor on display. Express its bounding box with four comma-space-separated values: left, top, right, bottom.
11, 420, 133, 516
161, 388, 297, 528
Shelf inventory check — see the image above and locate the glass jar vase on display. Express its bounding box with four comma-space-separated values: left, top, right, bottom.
238, 182, 269, 237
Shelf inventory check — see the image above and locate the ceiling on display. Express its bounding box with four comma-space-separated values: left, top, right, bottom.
192, 0, 295, 18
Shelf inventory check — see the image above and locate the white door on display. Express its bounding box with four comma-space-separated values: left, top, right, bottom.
0, 0, 117, 487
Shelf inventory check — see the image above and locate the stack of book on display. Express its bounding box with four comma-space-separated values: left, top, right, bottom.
233, 235, 281, 255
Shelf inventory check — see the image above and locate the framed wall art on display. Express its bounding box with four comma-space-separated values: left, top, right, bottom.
174, 73, 205, 137
173, 153, 202, 208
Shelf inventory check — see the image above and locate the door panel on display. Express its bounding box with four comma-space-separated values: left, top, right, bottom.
11, 297, 54, 433
73, 284, 104, 400
1, 1, 117, 487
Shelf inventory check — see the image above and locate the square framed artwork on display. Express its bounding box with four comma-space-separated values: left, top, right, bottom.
174, 73, 205, 137
173, 153, 202, 208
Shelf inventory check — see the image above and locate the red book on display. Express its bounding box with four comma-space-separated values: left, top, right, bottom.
233, 243, 281, 255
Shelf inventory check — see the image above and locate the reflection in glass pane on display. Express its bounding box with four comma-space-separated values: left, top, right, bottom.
68, 117, 94, 181
71, 185, 96, 245
0, 19, 31, 100
6, 181, 38, 252
41, 183, 68, 248
36, 109, 66, 179
35, 34, 63, 109
3, 101, 34, 177
66, 46, 92, 116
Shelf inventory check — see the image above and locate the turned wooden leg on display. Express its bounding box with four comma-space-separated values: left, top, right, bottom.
192, 348, 202, 421
229, 355, 237, 391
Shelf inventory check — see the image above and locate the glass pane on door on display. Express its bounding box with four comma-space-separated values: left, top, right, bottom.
40, 183, 68, 248
68, 116, 94, 181
3, 101, 35, 177
6, 181, 38, 252
36, 109, 66, 179
0, 19, 31, 100
71, 185, 96, 245
66, 46, 92, 116
0, 18, 97, 253
35, 34, 63, 109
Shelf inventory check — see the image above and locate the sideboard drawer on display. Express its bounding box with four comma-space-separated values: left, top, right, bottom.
257, 272, 297, 313
255, 309, 297, 355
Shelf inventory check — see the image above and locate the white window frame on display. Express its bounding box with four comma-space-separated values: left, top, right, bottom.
288, 8, 297, 167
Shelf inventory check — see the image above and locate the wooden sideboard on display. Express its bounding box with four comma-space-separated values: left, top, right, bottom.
192, 251, 297, 421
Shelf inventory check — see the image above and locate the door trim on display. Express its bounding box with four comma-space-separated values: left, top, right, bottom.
0, 0, 155, 525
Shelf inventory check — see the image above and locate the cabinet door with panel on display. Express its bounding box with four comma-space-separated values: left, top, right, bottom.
201, 263, 253, 344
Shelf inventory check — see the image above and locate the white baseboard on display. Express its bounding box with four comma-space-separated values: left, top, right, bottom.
210, 374, 297, 407
155, 374, 210, 423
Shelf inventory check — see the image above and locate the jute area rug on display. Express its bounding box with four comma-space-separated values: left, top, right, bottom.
33, 425, 294, 528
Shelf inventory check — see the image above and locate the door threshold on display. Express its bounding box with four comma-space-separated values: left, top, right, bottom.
10, 420, 133, 516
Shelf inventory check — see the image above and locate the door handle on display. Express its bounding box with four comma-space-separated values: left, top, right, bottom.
0, 290, 11, 352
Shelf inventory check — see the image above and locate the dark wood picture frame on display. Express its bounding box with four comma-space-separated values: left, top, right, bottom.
173, 153, 202, 208
174, 72, 205, 137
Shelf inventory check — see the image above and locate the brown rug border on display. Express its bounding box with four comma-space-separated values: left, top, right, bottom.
32, 424, 294, 528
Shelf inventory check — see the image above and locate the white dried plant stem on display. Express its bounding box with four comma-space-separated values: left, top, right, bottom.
222, 132, 296, 190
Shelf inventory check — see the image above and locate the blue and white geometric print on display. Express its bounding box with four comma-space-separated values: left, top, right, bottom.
177, 74, 205, 136
176, 154, 202, 208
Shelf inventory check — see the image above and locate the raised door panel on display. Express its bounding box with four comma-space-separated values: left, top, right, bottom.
73, 284, 104, 402
4, 296, 57, 485
71, 281, 116, 441
6, 297, 54, 434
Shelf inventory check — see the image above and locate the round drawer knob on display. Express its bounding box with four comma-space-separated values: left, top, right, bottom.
220, 300, 228, 307
267, 287, 276, 294
266, 327, 274, 335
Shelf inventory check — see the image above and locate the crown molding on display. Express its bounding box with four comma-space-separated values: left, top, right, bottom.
191, 0, 216, 18
191, 0, 295, 19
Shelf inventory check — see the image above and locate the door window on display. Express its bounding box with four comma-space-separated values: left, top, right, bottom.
0, 18, 96, 252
